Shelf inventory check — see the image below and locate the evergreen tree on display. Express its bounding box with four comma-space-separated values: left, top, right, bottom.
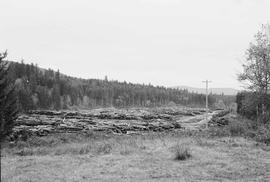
0, 51, 18, 141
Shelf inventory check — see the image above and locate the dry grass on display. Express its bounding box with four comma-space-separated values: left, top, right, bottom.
174, 144, 192, 161
1, 132, 150, 157
2, 131, 270, 182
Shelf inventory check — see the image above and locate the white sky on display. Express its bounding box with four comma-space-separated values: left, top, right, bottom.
1, 0, 270, 89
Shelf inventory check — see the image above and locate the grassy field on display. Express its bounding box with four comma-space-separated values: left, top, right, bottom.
1, 130, 270, 182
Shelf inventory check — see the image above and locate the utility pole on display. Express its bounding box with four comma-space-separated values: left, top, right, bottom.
202, 80, 212, 110
202, 80, 212, 128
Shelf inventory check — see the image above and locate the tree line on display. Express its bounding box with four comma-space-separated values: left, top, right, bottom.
2, 59, 234, 112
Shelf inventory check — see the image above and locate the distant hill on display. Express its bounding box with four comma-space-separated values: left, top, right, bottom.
174, 86, 239, 95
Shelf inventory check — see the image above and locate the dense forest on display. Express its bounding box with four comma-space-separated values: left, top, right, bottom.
5, 60, 234, 111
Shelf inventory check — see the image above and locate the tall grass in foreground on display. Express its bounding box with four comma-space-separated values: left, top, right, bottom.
174, 144, 192, 161
1, 132, 151, 156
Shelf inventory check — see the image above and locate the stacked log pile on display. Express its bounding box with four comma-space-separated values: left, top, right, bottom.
209, 110, 231, 126
11, 107, 206, 139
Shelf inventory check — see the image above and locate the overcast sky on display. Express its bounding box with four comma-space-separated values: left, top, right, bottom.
1, 0, 270, 89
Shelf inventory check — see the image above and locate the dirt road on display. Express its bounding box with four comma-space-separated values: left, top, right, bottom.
179, 111, 219, 130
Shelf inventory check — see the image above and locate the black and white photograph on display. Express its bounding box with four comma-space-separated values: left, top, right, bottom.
1, 0, 270, 181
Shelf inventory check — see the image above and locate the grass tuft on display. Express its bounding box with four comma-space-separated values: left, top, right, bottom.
174, 144, 192, 161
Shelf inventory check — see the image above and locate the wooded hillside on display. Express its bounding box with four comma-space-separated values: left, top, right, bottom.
6, 61, 234, 111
